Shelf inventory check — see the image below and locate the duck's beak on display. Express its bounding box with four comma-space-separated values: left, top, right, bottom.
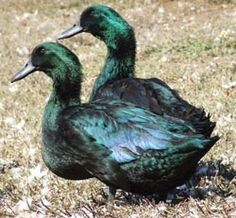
11, 59, 36, 83
57, 23, 83, 40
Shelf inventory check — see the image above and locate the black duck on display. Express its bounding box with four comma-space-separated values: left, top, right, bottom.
58, 4, 216, 137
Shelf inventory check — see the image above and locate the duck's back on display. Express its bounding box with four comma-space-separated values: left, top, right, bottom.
91, 78, 216, 137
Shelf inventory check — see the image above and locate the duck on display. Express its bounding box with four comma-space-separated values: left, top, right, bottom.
11, 42, 219, 201
58, 4, 216, 137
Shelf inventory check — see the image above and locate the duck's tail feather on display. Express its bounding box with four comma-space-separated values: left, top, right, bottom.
191, 119, 216, 137
195, 135, 220, 161
204, 135, 220, 150
184, 107, 216, 137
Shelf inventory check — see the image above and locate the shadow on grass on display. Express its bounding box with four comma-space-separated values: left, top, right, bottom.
94, 160, 235, 206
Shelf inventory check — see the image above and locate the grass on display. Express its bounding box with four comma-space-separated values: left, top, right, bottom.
0, 0, 236, 217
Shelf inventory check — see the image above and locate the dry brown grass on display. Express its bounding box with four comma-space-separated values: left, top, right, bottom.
0, 0, 236, 217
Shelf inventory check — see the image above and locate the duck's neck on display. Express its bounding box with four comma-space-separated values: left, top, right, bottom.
90, 32, 136, 100
43, 71, 82, 131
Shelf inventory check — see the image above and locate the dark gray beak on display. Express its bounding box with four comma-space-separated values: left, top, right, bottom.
57, 23, 83, 40
11, 59, 36, 83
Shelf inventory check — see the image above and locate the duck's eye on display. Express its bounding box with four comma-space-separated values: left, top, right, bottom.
90, 11, 98, 17
38, 48, 46, 55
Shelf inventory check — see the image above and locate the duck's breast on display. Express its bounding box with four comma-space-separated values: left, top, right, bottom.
41, 127, 91, 180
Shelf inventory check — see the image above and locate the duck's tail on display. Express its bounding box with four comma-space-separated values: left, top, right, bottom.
165, 135, 220, 191
183, 107, 216, 137
187, 135, 220, 166
202, 135, 220, 152
192, 118, 216, 138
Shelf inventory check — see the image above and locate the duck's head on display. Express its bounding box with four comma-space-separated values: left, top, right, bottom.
11, 42, 82, 84
58, 4, 135, 51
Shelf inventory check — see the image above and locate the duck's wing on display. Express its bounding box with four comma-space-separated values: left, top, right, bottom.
58, 101, 216, 189
91, 99, 198, 134
60, 101, 209, 164
58, 103, 133, 191
91, 78, 216, 137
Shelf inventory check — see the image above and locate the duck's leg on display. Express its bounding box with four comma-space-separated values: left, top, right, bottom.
108, 186, 116, 203
107, 186, 116, 211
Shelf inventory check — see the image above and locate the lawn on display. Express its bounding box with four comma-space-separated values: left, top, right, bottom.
0, 0, 235, 217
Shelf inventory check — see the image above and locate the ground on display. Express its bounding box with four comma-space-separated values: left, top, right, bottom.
0, 0, 235, 217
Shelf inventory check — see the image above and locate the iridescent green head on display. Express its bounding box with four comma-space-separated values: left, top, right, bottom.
58, 4, 136, 52
11, 42, 82, 84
